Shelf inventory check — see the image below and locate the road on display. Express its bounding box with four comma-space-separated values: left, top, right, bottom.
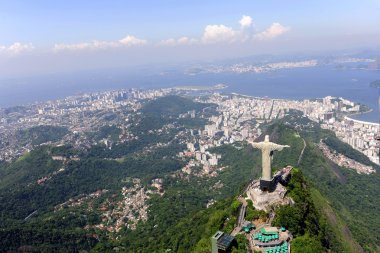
231, 197, 247, 236
297, 136, 306, 166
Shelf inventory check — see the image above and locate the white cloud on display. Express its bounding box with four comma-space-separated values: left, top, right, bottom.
48, 16, 289, 53
239, 15, 253, 28
0, 42, 34, 55
159, 36, 198, 46
53, 41, 112, 51
159, 38, 177, 46
201, 15, 256, 44
119, 35, 147, 46
159, 15, 288, 46
255, 22, 289, 40
178, 37, 197, 45
159, 15, 258, 46
202, 24, 238, 44
51, 15, 288, 52
53, 35, 147, 52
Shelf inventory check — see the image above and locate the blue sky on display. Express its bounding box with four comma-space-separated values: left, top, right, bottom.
1, 0, 380, 77
2, 0, 379, 43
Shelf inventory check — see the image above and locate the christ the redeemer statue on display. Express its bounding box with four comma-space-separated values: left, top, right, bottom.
250, 135, 289, 191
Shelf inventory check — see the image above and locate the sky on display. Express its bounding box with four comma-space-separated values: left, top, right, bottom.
1, 0, 380, 78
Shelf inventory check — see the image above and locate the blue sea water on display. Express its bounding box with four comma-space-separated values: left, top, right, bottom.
0, 65, 379, 123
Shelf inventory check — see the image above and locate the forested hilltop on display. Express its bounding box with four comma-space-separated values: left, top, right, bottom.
272, 113, 380, 253
0, 95, 379, 252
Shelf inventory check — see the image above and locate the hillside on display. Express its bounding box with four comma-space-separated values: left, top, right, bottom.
0, 96, 379, 252
270, 115, 380, 252
17, 125, 69, 145
0, 96, 224, 252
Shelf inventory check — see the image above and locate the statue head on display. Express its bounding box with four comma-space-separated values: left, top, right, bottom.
264, 135, 270, 142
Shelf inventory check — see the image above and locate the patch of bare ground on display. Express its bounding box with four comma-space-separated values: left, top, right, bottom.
252, 218, 267, 228
325, 158, 347, 184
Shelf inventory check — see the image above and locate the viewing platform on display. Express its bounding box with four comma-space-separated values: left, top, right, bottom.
251, 226, 291, 253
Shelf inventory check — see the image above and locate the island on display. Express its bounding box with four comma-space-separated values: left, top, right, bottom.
370, 80, 380, 88
174, 83, 227, 91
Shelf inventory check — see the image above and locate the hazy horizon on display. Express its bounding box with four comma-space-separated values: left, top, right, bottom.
1, 1, 380, 79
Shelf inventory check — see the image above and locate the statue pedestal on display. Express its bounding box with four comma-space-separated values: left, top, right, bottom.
247, 173, 293, 211
260, 178, 276, 192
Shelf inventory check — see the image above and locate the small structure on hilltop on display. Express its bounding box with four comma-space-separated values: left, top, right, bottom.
241, 221, 256, 233
251, 226, 292, 252
211, 231, 236, 253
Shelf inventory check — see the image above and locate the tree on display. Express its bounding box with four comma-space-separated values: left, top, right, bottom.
291, 234, 324, 253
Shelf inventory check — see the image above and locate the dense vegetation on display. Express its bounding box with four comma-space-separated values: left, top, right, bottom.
273, 169, 329, 252
299, 141, 380, 252
245, 199, 267, 221
274, 113, 380, 252
91, 142, 261, 252
1, 97, 379, 252
17, 125, 69, 145
0, 146, 62, 190
141, 95, 213, 116
93, 197, 246, 253
131, 95, 216, 134
88, 125, 122, 142
0, 96, 214, 252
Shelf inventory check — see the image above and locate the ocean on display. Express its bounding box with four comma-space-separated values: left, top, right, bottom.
0, 65, 379, 123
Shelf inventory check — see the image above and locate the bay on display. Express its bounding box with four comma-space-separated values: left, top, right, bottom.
0, 65, 378, 123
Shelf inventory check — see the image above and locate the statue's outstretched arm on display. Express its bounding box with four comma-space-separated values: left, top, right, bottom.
270, 143, 290, 151
249, 141, 265, 149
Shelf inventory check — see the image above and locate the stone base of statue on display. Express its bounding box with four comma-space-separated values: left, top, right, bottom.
246, 167, 293, 211
260, 178, 276, 192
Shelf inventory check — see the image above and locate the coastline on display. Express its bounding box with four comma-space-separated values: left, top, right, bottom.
344, 115, 379, 126
230, 92, 302, 101
231, 92, 379, 126
347, 107, 378, 125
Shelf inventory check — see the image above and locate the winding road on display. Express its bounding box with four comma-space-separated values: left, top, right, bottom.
297, 136, 307, 166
